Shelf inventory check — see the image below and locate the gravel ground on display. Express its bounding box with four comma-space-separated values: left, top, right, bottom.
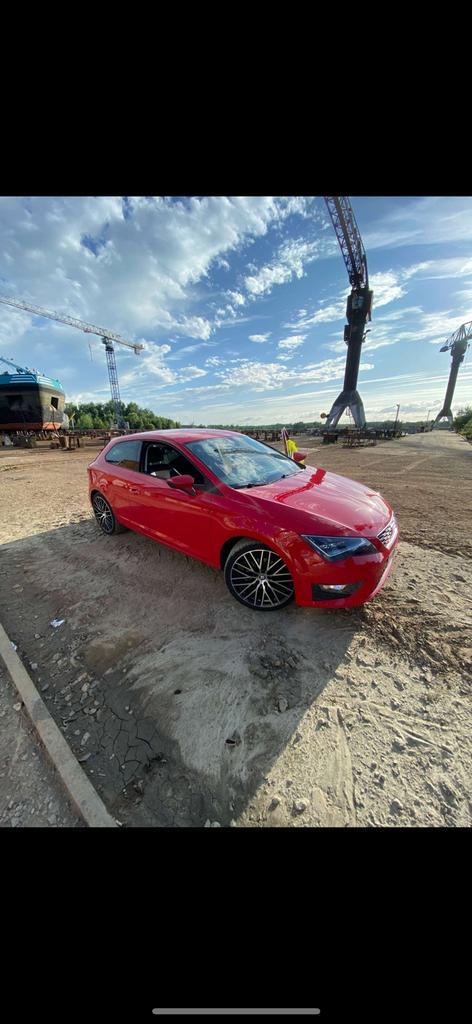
0, 430, 470, 827
0, 661, 83, 828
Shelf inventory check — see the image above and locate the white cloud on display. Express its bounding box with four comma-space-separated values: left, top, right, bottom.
205, 356, 226, 367
0, 196, 302, 345
244, 238, 322, 297
278, 335, 306, 350
364, 197, 472, 250
249, 333, 271, 343
226, 290, 246, 307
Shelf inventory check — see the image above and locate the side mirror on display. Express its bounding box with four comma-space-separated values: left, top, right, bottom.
293, 452, 306, 464
166, 474, 196, 492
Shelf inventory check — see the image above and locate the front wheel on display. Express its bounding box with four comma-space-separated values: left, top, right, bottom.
92, 493, 127, 535
224, 540, 295, 610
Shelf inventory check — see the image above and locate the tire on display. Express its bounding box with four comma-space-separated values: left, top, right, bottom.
91, 493, 127, 535
224, 540, 295, 611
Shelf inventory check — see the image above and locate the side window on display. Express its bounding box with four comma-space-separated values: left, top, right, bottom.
105, 440, 142, 472
143, 443, 205, 485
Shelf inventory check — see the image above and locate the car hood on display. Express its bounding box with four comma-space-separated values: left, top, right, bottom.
240, 466, 392, 536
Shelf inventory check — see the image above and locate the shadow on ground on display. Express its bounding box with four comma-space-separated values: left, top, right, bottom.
0, 518, 367, 826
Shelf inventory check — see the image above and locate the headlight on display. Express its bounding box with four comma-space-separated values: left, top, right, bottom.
301, 534, 378, 561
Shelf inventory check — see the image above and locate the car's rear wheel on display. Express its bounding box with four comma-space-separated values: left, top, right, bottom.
92, 493, 126, 535
224, 540, 295, 610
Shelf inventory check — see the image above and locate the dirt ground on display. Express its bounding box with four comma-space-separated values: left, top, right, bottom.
0, 430, 471, 827
0, 660, 82, 827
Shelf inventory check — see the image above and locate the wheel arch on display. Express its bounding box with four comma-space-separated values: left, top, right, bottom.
220, 535, 258, 570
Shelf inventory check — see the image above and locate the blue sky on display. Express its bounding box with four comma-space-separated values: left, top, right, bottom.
1, 195, 471, 423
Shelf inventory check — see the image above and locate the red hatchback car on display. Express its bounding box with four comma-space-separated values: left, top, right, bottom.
88, 429, 398, 611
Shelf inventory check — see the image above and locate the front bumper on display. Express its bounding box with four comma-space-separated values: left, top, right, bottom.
288, 527, 399, 608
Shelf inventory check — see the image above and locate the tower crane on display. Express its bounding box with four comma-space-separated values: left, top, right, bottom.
0, 295, 144, 428
431, 320, 471, 429
322, 197, 373, 429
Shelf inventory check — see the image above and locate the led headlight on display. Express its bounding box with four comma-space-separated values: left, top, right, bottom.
301, 535, 378, 561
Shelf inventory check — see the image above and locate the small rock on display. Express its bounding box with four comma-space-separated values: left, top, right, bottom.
30, 663, 38, 671
34, 633, 41, 640
210, 821, 221, 827
293, 800, 308, 815
48, 814, 57, 825
390, 799, 403, 814
40, 683, 49, 692
268, 798, 280, 812
13, 703, 22, 712
78, 753, 91, 763
81, 732, 90, 747
277, 697, 289, 713
226, 731, 241, 747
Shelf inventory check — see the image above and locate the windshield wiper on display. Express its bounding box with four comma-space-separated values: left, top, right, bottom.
233, 473, 291, 489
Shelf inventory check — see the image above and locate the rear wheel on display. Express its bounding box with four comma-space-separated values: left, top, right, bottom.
224, 540, 295, 610
92, 493, 126, 535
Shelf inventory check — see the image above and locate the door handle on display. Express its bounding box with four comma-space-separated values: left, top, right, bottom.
129, 487, 141, 494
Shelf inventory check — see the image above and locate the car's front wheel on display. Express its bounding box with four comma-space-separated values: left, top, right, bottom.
91, 493, 127, 535
224, 540, 295, 610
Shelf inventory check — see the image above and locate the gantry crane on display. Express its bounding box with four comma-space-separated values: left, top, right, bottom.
0, 295, 144, 428
431, 320, 471, 429
322, 197, 373, 429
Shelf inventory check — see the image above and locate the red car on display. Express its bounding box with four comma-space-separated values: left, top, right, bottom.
88, 429, 398, 611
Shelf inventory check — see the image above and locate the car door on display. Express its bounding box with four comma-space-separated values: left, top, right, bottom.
103, 439, 144, 527
136, 441, 221, 562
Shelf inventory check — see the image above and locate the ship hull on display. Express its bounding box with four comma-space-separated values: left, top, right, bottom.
0, 376, 66, 431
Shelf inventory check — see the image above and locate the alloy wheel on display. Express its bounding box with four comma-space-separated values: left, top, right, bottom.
92, 494, 114, 534
229, 547, 294, 609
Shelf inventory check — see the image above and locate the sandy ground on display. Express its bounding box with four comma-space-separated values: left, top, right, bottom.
0, 431, 470, 827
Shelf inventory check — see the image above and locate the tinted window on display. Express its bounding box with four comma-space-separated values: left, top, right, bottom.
185, 435, 301, 488
105, 440, 142, 471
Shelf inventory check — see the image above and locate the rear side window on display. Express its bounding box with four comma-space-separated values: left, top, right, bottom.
105, 440, 142, 472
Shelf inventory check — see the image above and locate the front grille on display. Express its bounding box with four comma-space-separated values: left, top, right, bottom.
378, 513, 397, 548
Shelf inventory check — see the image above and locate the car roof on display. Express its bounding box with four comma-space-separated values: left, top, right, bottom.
110, 428, 241, 444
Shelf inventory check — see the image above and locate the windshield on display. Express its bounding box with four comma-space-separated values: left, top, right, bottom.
185, 435, 303, 488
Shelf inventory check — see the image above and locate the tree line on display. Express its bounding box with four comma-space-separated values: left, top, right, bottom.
64, 401, 180, 431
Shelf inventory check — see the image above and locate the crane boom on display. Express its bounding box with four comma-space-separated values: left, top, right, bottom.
0, 294, 144, 353
0, 293, 144, 428
322, 196, 373, 429
324, 196, 368, 291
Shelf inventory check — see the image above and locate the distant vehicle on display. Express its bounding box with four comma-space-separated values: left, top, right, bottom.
88, 429, 398, 610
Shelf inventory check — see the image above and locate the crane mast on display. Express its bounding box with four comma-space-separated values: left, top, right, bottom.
323, 197, 373, 429
0, 294, 144, 428
432, 320, 471, 429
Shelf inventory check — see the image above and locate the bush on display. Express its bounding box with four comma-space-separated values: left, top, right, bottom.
454, 406, 472, 433
460, 416, 472, 441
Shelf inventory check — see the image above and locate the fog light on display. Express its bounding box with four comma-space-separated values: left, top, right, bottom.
312, 581, 361, 600
319, 584, 348, 592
